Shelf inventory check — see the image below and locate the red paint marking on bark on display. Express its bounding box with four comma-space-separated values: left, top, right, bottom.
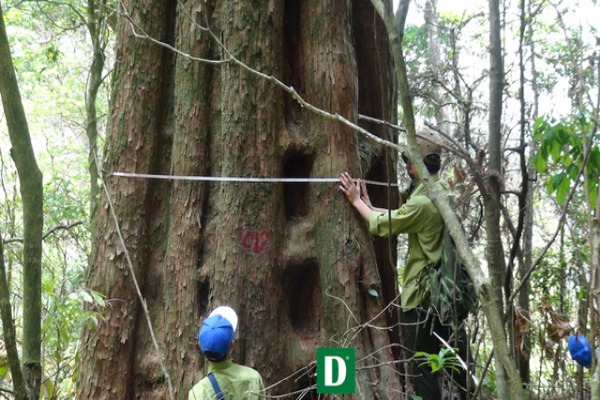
241, 230, 269, 253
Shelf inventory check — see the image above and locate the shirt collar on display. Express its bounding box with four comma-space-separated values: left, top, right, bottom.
410, 173, 440, 192
208, 359, 234, 372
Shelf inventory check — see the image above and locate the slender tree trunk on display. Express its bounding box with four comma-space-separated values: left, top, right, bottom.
85, 0, 108, 225
521, 0, 542, 389
424, 0, 449, 131
0, 2, 43, 397
589, 46, 600, 400
0, 234, 29, 400
515, 0, 531, 388
76, 0, 401, 398
487, 0, 506, 318
487, 0, 522, 397
593, 194, 600, 399
520, 170, 533, 388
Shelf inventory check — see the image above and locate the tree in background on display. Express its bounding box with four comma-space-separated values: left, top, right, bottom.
0, 2, 43, 397
398, 0, 599, 398
85, 0, 112, 225
0, 0, 112, 397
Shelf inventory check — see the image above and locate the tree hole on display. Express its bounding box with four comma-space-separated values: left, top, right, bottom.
283, 151, 314, 220
282, 259, 321, 337
196, 278, 210, 318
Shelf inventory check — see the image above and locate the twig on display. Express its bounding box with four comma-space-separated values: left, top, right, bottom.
2, 221, 84, 244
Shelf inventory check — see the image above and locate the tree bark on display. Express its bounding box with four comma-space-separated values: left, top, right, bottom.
487, 0, 506, 317
424, 0, 449, 131
0, 2, 44, 398
75, 0, 175, 397
515, 0, 531, 388
589, 45, 600, 400
76, 0, 401, 398
0, 234, 29, 400
592, 212, 600, 399
487, 0, 518, 397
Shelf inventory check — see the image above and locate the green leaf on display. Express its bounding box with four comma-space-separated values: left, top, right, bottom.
548, 172, 565, 192
550, 139, 562, 163
566, 163, 579, 181
556, 174, 571, 205
590, 147, 600, 171
90, 289, 107, 307
0, 355, 9, 379
79, 289, 94, 304
532, 116, 547, 138
40, 379, 55, 399
531, 152, 548, 172
589, 182, 598, 211
555, 124, 570, 145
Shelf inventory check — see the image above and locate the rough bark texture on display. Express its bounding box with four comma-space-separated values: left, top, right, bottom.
76, 0, 400, 398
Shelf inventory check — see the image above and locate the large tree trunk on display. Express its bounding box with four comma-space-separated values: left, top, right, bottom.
76, 0, 401, 398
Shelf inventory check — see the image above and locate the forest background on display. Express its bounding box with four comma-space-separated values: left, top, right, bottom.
0, 0, 599, 399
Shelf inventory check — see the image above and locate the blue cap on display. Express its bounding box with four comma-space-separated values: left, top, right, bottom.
568, 334, 592, 368
199, 315, 234, 361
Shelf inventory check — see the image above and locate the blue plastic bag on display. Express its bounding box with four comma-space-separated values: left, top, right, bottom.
568, 334, 592, 368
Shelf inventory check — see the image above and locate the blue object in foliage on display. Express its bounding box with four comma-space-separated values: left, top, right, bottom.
568, 334, 592, 368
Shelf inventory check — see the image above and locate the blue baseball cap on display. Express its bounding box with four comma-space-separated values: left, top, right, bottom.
199, 314, 234, 361
568, 334, 592, 368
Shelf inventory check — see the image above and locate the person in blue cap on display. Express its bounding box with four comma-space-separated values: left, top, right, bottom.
188, 306, 265, 400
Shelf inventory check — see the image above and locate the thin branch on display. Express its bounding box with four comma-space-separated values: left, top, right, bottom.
2, 221, 83, 244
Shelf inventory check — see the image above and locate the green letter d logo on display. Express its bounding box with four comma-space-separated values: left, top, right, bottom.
317, 348, 356, 394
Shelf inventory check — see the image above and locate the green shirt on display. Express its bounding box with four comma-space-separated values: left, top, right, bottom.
369, 175, 445, 310
188, 359, 265, 400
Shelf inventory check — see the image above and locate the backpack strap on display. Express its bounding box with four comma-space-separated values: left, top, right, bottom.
207, 372, 225, 400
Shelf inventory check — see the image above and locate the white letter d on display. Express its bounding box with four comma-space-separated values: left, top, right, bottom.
324, 356, 346, 386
